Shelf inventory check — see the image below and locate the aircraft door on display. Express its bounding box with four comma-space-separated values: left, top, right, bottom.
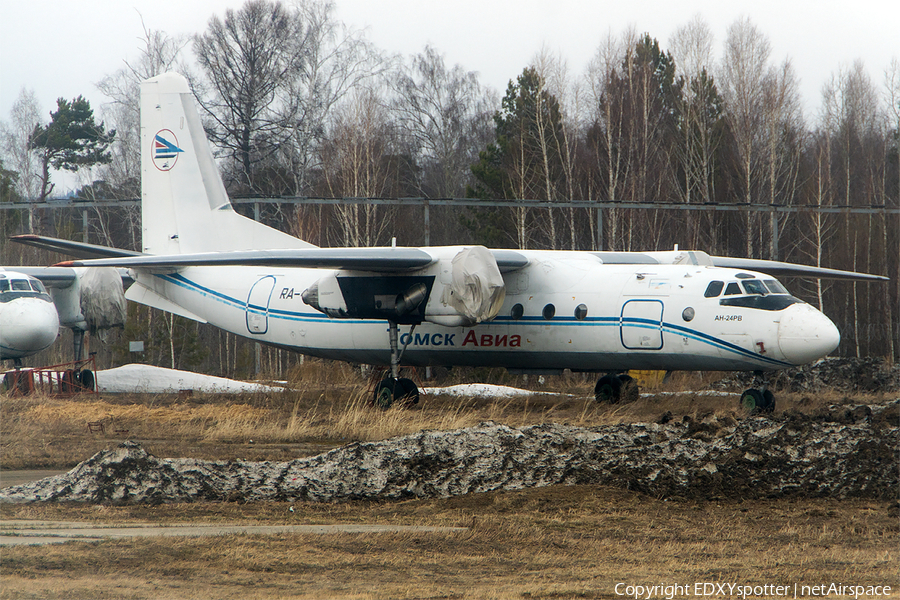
246, 276, 276, 335
620, 299, 664, 350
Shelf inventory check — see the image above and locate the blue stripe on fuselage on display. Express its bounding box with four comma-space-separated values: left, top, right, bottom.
153, 272, 789, 368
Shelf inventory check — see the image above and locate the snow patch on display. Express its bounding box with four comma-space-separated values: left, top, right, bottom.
421, 383, 566, 398
96, 364, 285, 394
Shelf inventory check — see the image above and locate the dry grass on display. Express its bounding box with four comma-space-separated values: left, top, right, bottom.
1, 487, 897, 599
0, 362, 892, 469
2, 362, 897, 598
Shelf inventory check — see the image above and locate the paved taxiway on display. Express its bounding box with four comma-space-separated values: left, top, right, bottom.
0, 472, 466, 546
0, 521, 468, 546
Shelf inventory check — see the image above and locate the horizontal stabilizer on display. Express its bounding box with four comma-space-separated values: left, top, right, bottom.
11, 235, 142, 260
710, 257, 888, 282
125, 283, 207, 323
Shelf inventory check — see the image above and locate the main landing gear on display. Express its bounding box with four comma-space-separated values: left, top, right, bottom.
594, 373, 640, 404
739, 372, 775, 413
372, 321, 420, 409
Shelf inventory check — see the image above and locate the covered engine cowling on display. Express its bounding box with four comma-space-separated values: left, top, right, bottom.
434, 246, 506, 327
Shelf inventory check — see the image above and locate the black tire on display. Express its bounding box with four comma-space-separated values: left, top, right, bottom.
396, 377, 420, 406
373, 377, 419, 409
373, 378, 395, 409
740, 389, 764, 413
617, 374, 640, 403
762, 389, 775, 413
595, 375, 622, 403
77, 369, 95, 392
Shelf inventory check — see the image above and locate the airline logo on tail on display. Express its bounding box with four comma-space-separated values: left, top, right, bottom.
152, 130, 184, 171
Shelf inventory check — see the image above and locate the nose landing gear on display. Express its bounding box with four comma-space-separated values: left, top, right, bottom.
740, 372, 776, 413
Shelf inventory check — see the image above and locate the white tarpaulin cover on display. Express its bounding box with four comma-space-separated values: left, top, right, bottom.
443, 246, 506, 325
79, 267, 126, 333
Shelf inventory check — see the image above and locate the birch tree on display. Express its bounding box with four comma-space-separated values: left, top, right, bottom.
719, 17, 771, 257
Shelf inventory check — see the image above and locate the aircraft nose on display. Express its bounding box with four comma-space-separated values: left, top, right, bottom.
777, 303, 840, 365
5, 299, 60, 354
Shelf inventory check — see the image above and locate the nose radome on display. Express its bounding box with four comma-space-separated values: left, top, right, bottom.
778, 303, 840, 365
6, 299, 60, 354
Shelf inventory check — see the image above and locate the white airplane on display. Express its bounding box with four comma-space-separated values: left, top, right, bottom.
1, 264, 127, 370
0, 269, 60, 364
11, 72, 888, 410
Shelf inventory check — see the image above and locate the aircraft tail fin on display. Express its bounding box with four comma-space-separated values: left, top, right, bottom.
140, 72, 314, 255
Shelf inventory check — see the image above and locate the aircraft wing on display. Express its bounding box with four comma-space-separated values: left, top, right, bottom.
54, 248, 435, 272
11, 235, 143, 260
709, 257, 888, 282
594, 249, 887, 282
52, 247, 530, 274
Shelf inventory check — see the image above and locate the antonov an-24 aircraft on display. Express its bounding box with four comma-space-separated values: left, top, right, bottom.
13, 72, 888, 409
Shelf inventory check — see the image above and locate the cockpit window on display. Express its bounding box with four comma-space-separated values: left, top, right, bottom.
720, 295, 803, 311
724, 282, 741, 295
741, 280, 769, 295
763, 279, 788, 294
704, 281, 724, 298
0, 277, 52, 303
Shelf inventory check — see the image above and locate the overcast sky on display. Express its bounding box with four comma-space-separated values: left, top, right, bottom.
1, 0, 897, 166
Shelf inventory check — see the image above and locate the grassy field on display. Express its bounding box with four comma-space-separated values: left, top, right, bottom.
1, 362, 898, 599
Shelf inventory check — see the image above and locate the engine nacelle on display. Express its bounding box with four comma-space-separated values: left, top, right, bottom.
301, 246, 507, 328
302, 273, 434, 324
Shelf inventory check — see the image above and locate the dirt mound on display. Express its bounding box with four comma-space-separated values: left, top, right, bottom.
723, 357, 900, 393
2, 401, 896, 505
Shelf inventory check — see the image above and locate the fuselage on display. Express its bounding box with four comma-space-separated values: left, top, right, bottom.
134, 250, 840, 373
0, 271, 60, 360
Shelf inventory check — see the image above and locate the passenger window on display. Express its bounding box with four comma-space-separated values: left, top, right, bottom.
704, 281, 724, 298
741, 280, 768, 295
574, 304, 588, 320
724, 282, 741, 295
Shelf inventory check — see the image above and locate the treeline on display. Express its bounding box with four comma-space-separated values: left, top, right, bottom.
1, 0, 898, 371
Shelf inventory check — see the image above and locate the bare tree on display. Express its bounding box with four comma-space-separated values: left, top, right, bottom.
392, 45, 494, 199
586, 29, 635, 250
0, 88, 42, 231
669, 17, 725, 248
278, 0, 387, 196
719, 17, 771, 257
194, 0, 305, 191
97, 17, 189, 198
320, 85, 399, 247
761, 59, 804, 259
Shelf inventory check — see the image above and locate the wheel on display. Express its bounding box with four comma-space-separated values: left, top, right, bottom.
76, 369, 95, 392
395, 377, 419, 406
373, 378, 397, 409
373, 377, 420, 408
618, 374, 640, 403
740, 389, 764, 413
595, 375, 622, 403
762, 389, 775, 413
